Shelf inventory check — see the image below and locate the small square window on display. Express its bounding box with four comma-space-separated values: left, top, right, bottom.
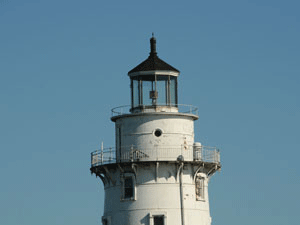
154, 215, 164, 225
102, 216, 111, 225
149, 212, 167, 225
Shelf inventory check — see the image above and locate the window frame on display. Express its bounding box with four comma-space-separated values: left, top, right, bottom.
149, 212, 167, 225
121, 173, 136, 201
195, 173, 206, 201
102, 216, 111, 225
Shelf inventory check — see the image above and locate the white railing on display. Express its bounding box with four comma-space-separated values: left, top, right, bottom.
111, 104, 198, 117
91, 145, 220, 167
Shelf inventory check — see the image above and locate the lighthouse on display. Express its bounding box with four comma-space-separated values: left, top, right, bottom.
90, 36, 221, 225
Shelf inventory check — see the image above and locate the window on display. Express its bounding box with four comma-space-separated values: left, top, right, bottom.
121, 173, 136, 201
124, 176, 133, 198
169, 76, 177, 105
154, 128, 162, 137
102, 216, 111, 225
154, 215, 164, 225
142, 79, 154, 105
130, 75, 178, 108
195, 174, 205, 201
149, 212, 167, 225
132, 79, 139, 107
156, 76, 167, 105
102, 218, 108, 225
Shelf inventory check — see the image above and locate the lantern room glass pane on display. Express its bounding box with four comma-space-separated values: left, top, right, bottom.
157, 78, 167, 105
132, 79, 139, 107
170, 76, 177, 105
131, 75, 177, 109
142, 80, 153, 106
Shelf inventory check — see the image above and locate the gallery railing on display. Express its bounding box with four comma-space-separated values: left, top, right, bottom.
111, 104, 199, 117
91, 145, 220, 167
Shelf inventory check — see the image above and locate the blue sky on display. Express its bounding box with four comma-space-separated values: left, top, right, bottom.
0, 0, 299, 225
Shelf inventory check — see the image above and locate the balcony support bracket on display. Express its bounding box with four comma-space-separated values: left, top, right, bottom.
103, 166, 116, 185
193, 163, 204, 183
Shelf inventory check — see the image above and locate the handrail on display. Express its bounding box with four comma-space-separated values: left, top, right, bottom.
111, 104, 198, 117
91, 145, 220, 167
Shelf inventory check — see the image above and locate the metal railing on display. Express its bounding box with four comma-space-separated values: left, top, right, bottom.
91, 145, 220, 167
111, 104, 199, 117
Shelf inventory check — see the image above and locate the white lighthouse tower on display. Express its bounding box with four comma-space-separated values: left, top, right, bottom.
90, 36, 221, 225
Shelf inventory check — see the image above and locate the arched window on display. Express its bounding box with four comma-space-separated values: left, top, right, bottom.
195, 174, 206, 201
121, 173, 136, 201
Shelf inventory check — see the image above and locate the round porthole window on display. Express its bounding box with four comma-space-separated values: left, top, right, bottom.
154, 129, 162, 137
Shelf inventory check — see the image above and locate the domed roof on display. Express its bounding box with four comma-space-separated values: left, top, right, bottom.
128, 36, 179, 75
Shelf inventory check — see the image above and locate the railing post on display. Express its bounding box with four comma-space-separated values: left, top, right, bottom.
131, 145, 134, 162
96, 150, 98, 165
101, 142, 104, 164
213, 150, 216, 163
109, 147, 112, 163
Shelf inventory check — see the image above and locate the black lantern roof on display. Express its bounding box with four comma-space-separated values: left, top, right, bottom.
128, 35, 180, 75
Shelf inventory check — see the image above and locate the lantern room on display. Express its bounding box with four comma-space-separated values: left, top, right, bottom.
128, 35, 180, 113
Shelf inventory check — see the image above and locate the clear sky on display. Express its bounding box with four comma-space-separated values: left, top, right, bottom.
0, 0, 299, 225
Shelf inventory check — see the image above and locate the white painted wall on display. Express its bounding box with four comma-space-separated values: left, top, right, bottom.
98, 112, 214, 225
102, 163, 211, 225
115, 113, 196, 162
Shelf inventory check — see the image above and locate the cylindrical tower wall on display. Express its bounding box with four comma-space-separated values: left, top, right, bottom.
114, 113, 197, 162
102, 163, 211, 225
